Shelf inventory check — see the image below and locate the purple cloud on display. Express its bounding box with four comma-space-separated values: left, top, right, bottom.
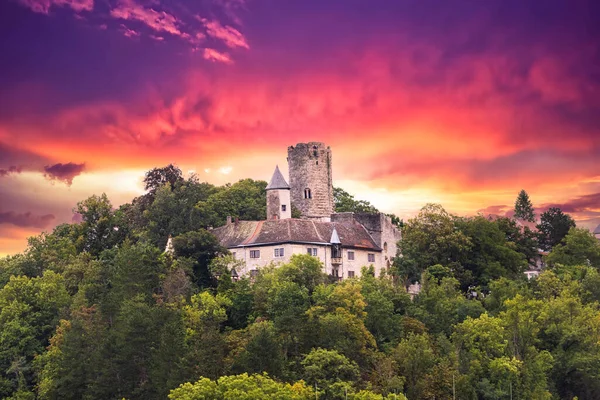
0, 211, 55, 228
43, 162, 85, 186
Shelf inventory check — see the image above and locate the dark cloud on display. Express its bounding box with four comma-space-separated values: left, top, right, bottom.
0, 166, 22, 177
541, 192, 600, 214
0, 211, 55, 228
43, 162, 86, 186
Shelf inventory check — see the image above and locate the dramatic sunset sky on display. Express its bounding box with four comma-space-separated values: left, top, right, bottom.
1, 0, 599, 255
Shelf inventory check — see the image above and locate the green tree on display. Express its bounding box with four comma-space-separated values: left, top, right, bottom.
334, 187, 379, 214
182, 292, 232, 380
195, 179, 268, 227
168, 373, 315, 400
0, 271, 70, 397
536, 207, 576, 251
143, 164, 184, 194
172, 230, 227, 288
301, 348, 359, 399
514, 190, 535, 222
546, 227, 600, 267
455, 215, 527, 289
230, 321, 285, 377
72, 194, 118, 255
394, 204, 472, 287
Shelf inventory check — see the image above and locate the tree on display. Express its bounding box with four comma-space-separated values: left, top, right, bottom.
394, 204, 472, 287
143, 164, 184, 194
537, 208, 576, 251
301, 348, 359, 398
514, 190, 535, 222
72, 194, 118, 255
168, 373, 314, 400
546, 227, 600, 268
172, 230, 227, 288
0, 271, 70, 397
182, 292, 231, 380
334, 187, 379, 214
455, 216, 527, 289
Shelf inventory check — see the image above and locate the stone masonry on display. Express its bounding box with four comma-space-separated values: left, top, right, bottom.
287, 142, 334, 219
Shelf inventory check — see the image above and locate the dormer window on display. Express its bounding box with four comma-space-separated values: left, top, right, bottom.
304, 188, 312, 199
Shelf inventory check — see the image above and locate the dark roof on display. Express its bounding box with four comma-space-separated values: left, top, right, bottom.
594, 224, 600, 235
212, 219, 381, 251
266, 165, 290, 190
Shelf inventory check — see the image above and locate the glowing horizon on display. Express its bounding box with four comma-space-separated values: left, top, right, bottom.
1, 0, 599, 255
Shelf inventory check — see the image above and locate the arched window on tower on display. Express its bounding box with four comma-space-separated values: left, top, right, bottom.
304, 188, 312, 199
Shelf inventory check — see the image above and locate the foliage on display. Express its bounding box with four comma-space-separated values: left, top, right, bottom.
514, 189, 536, 222
546, 227, 600, 268
2, 167, 600, 400
334, 187, 379, 214
537, 207, 576, 251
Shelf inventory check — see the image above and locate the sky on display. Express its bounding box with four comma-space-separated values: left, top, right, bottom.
1, 0, 599, 256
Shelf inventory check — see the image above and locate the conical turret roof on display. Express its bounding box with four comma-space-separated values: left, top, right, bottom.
330, 227, 341, 244
266, 165, 290, 190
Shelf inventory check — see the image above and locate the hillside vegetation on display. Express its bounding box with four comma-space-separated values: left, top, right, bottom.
1, 166, 600, 399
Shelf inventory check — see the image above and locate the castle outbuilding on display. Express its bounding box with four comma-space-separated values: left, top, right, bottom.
212, 142, 401, 279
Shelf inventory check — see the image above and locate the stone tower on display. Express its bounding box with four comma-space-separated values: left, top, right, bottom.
266, 165, 291, 220
287, 142, 334, 219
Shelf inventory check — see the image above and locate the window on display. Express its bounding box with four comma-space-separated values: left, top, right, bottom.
304, 188, 312, 199
347, 271, 355, 278
281, 204, 287, 211
368, 253, 375, 263
383, 242, 388, 252
232, 252, 236, 259
307, 247, 318, 256
274, 248, 285, 257
347, 251, 355, 261
250, 250, 260, 259
250, 269, 259, 278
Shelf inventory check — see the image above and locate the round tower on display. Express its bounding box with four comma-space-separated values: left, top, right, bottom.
287, 142, 333, 219
266, 165, 291, 220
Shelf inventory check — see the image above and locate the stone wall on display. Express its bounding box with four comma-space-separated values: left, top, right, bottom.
332, 212, 402, 269
287, 142, 333, 219
266, 189, 291, 220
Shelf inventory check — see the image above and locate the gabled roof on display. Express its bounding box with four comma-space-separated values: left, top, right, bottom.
594, 224, 600, 235
266, 165, 290, 190
212, 219, 380, 251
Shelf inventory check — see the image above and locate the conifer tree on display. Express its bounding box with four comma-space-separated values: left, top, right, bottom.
514, 190, 535, 222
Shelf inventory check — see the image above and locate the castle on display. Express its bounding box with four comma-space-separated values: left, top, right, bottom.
212, 142, 401, 279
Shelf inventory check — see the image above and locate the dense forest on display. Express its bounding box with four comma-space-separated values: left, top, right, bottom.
1, 166, 600, 399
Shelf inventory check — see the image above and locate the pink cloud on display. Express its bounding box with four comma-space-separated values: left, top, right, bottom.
203, 48, 233, 64
110, 0, 182, 37
18, 0, 93, 14
120, 24, 141, 38
198, 17, 249, 49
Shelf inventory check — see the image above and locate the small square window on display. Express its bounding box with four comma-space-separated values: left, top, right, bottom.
348, 271, 355, 278
307, 247, 318, 256
347, 251, 355, 261
368, 253, 375, 263
282, 204, 287, 211
274, 248, 285, 257
250, 250, 260, 259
